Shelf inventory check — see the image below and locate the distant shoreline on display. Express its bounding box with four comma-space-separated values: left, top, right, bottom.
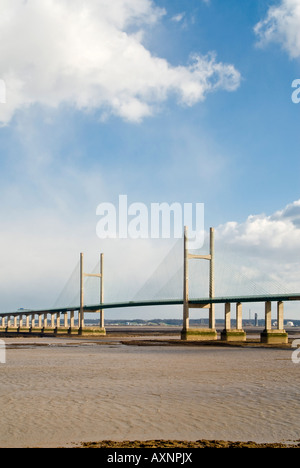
0, 329, 296, 350
0, 333, 294, 350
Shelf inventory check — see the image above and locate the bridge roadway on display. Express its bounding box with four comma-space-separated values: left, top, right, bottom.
1, 293, 300, 316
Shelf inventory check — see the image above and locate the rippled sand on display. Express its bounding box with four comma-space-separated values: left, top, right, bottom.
0, 337, 299, 448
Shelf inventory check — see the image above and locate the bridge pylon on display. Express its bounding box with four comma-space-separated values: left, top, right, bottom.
79, 252, 106, 336
181, 226, 217, 341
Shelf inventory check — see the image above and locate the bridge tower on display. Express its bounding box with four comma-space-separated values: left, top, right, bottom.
181, 226, 217, 341
79, 252, 106, 335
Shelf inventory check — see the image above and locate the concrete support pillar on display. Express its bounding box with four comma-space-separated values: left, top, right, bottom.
70, 311, 75, 328
64, 312, 68, 328
265, 301, 272, 331
51, 313, 55, 328
1, 316, 5, 327
56, 313, 60, 328
31, 314, 35, 329
236, 302, 243, 330
69, 311, 79, 334
277, 301, 284, 330
209, 307, 215, 329
26, 315, 30, 328
7, 316, 11, 328
43, 314, 48, 328
19, 316, 23, 328
224, 303, 231, 330
100, 311, 104, 329
38, 315, 42, 328
13, 316, 18, 328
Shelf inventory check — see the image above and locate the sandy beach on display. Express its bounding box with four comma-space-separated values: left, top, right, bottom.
0, 333, 299, 448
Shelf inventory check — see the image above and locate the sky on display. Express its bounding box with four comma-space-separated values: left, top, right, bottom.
0, 0, 299, 320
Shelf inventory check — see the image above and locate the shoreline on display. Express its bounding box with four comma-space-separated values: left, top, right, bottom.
0, 327, 300, 349
0, 333, 294, 350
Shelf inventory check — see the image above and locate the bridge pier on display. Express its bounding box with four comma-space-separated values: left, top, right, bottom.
5, 315, 18, 333
43, 313, 48, 330
19, 315, 24, 330
70, 311, 75, 328
13, 315, 18, 329
69, 311, 79, 334
261, 301, 288, 344
30, 314, 42, 333
18, 314, 31, 333
30, 314, 35, 332
34, 314, 43, 333
43, 313, 56, 334
7, 315, 18, 333
6, 316, 11, 331
221, 302, 246, 342
0, 316, 5, 332
1, 316, 7, 332
55, 312, 69, 334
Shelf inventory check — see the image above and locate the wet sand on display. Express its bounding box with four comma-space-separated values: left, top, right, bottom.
0, 334, 299, 448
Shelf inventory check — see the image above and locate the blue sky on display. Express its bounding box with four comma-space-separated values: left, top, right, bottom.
0, 0, 299, 318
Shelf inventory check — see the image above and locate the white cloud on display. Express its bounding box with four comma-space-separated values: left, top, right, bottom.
171, 13, 185, 23
0, 0, 241, 124
214, 200, 300, 298
254, 0, 300, 58
216, 200, 300, 253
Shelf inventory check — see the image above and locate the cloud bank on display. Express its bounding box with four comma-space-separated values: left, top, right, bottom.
217, 200, 300, 253
0, 0, 241, 124
214, 200, 300, 298
254, 0, 300, 58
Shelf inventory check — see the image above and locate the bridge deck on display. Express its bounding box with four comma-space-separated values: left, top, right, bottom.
1, 293, 300, 316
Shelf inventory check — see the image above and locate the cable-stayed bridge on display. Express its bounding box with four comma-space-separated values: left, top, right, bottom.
1, 227, 299, 343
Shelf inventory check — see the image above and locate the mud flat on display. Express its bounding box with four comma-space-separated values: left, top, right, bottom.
0, 335, 299, 448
